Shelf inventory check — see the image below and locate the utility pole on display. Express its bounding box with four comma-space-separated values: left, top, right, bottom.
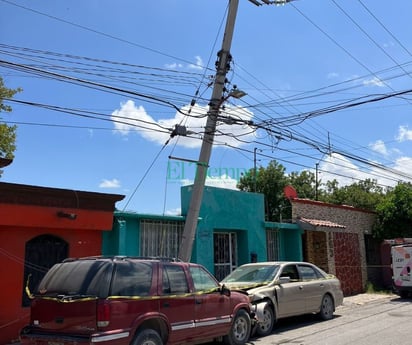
178, 0, 240, 262
178, 0, 293, 262
254, 148, 258, 192
253, 147, 262, 192
315, 163, 319, 201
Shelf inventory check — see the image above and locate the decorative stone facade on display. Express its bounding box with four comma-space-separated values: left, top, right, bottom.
291, 198, 376, 295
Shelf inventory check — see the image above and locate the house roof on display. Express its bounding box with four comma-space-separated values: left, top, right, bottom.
297, 217, 346, 229
0, 182, 124, 211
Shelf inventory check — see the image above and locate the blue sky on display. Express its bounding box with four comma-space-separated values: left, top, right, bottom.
1, 0, 412, 214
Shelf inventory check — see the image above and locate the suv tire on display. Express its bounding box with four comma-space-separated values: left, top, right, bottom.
132, 329, 163, 345
223, 309, 251, 345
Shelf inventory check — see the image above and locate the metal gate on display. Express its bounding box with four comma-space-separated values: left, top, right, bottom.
213, 232, 237, 281
22, 234, 68, 307
266, 229, 280, 261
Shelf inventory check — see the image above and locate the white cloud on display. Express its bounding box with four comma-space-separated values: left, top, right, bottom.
164, 56, 204, 70
362, 77, 385, 87
182, 174, 239, 190
99, 178, 121, 188
369, 139, 388, 156
164, 207, 181, 216
319, 153, 365, 187
396, 125, 412, 142
188, 56, 204, 70
327, 72, 339, 79
205, 174, 239, 190
164, 62, 183, 69
318, 152, 412, 190
111, 100, 255, 148
392, 157, 412, 179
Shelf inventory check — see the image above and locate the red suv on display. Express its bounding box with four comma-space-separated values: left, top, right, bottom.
20, 257, 252, 345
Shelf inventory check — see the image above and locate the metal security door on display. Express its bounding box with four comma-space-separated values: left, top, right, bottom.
213, 232, 237, 281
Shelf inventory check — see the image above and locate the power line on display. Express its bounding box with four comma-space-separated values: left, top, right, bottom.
0, 0, 210, 70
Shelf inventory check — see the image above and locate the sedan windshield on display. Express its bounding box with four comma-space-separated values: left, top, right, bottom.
222, 265, 280, 283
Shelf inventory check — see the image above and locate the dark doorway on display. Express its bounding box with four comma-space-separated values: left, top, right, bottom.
22, 235, 68, 307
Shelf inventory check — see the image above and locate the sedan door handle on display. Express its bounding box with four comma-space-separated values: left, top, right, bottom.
299, 286, 304, 290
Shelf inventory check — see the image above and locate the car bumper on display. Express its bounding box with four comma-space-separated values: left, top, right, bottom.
20, 326, 130, 345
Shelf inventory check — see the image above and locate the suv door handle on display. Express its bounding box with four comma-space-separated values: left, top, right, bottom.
195, 299, 203, 304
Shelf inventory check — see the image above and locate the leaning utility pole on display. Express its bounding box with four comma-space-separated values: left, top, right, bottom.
178, 0, 240, 262
178, 0, 293, 262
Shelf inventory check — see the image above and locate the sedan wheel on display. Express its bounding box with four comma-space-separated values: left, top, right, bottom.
319, 294, 334, 320
256, 305, 275, 337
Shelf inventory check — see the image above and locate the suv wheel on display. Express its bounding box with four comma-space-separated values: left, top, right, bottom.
132, 329, 163, 345
223, 309, 251, 345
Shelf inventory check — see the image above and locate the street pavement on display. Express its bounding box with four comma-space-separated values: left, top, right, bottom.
247, 292, 411, 345
8, 293, 402, 345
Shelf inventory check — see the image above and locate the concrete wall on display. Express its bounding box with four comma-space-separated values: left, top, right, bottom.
181, 185, 268, 272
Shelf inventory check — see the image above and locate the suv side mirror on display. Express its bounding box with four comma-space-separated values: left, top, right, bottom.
220, 284, 231, 297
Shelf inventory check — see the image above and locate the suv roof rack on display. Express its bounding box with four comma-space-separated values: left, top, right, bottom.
62, 256, 182, 263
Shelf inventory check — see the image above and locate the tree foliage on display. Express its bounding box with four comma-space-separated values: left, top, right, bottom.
320, 178, 384, 211
289, 170, 317, 200
238, 160, 289, 222
238, 159, 386, 225
374, 182, 412, 240
0, 77, 20, 160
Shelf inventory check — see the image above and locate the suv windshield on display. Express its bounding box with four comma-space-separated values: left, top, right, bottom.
222, 265, 280, 283
36, 260, 112, 298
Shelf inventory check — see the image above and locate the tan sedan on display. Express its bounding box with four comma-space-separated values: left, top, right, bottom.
221, 261, 344, 337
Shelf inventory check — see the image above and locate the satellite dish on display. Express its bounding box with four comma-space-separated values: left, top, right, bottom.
283, 185, 298, 199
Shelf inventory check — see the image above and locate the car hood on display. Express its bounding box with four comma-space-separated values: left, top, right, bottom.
223, 281, 269, 294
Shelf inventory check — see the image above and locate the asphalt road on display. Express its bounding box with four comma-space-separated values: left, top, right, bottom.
244, 293, 411, 345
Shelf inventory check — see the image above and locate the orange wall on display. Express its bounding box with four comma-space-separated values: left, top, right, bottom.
0, 204, 113, 345
0, 203, 114, 230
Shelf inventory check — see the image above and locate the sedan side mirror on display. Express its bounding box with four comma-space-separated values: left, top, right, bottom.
278, 276, 291, 284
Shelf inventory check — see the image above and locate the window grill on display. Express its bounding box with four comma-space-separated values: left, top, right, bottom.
266, 229, 280, 261
214, 232, 237, 281
140, 219, 184, 258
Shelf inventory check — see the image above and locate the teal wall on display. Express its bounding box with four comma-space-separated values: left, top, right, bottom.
181, 185, 267, 273
103, 213, 185, 256
264, 222, 303, 261
103, 186, 303, 276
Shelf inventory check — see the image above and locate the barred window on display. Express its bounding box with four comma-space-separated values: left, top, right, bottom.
140, 219, 184, 258
266, 229, 280, 261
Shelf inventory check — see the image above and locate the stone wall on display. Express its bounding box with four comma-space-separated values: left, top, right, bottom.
291, 199, 376, 295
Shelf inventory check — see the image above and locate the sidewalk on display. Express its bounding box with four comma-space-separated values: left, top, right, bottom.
340, 292, 395, 308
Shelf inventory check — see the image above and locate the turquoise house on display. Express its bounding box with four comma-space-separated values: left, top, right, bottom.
104, 185, 303, 279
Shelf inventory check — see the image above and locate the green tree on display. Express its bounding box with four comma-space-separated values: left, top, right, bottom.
288, 170, 317, 200
374, 182, 412, 239
320, 178, 384, 211
238, 160, 289, 222
0, 77, 20, 160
